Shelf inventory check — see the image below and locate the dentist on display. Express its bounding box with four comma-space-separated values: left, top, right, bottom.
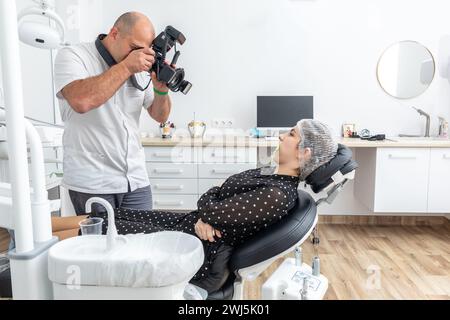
54, 12, 171, 215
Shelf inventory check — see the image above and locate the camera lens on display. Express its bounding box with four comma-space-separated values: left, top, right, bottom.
167, 69, 185, 90
179, 81, 192, 95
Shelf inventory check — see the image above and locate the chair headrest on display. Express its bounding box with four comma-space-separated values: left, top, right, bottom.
305, 144, 358, 193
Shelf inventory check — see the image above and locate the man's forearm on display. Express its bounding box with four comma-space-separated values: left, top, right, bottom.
62, 62, 132, 113
148, 94, 172, 123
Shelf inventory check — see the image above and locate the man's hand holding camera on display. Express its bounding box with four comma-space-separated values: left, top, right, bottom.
151, 70, 170, 93
121, 48, 169, 93
121, 48, 155, 75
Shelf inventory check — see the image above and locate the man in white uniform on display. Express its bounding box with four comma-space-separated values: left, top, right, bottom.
54, 12, 171, 215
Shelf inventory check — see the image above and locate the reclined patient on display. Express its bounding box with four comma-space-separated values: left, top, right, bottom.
88, 119, 338, 293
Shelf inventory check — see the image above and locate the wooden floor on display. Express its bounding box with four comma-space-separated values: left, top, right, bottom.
0, 229, 9, 253
1, 222, 449, 300
245, 222, 450, 300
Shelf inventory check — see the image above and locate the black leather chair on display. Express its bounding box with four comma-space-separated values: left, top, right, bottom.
207, 144, 358, 300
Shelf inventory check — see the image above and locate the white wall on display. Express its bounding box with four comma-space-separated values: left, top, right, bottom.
84, 0, 450, 138
5, 0, 450, 139
62, 0, 449, 215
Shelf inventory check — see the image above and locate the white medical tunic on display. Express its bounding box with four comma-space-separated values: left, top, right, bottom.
54, 42, 154, 194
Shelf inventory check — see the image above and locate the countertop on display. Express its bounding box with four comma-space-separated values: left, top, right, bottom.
3, 135, 448, 148
141, 136, 450, 148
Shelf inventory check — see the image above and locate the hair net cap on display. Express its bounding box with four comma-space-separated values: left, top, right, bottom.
297, 119, 338, 181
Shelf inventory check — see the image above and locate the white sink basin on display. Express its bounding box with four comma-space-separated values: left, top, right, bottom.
48, 231, 204, 288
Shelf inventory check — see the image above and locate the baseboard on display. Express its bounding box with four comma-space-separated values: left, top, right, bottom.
319, 215, 447, 226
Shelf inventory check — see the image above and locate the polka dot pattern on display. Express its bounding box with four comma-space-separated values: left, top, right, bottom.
94, 167, 299, 282
196, 167, 299, 247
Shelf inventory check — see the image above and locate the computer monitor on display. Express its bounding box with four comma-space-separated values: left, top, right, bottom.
257, 96, 314, 132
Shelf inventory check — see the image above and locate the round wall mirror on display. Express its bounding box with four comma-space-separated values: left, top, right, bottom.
377, 41, 435, 99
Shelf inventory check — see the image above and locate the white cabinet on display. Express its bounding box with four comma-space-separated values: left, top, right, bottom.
145, 146, 257, 210
198, 179, 225, 194
355, 147, 450, 214
200, 147, 257, 163
198, 163, 257, 197
151, 178, 198, 195
144, 147, 196, 163
374, 148, 430, 213
153, 195, 198, 210
146, 163, 197, 178
198, 163, 256, 179
427, 149, 450, 213
145, 148, 198, 210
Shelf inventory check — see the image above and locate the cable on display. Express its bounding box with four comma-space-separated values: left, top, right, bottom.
0, 106, 64, 129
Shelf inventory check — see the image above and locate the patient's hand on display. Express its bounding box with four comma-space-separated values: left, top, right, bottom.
195, 218, 222, 242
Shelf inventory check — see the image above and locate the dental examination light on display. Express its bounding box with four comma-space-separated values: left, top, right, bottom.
17, 0, 66, 49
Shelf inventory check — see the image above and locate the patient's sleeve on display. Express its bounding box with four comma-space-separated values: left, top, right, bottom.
197, 186, 222, 209
197, 186, 290, 231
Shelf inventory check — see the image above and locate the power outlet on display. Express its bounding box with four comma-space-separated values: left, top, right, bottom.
212, 118, 234, 129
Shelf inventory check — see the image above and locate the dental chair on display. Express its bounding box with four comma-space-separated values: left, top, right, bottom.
206, 144, 358, 300
47, 144, 356, 301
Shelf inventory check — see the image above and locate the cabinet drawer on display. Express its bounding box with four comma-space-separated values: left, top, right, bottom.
199, 163, 256, 178
152, 195, 198, 210
198, 179, 226, 194
147, 163, 197, 178
428, 149, 450, 213
144, 147, 196, 163
200, 147, 257, 163
151, 179, 198, 195
374, 148, 429, 212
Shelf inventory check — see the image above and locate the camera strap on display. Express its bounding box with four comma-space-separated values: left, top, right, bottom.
95, 34, 150, 91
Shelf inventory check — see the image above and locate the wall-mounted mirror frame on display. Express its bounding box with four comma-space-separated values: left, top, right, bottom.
377, 40, 436, 99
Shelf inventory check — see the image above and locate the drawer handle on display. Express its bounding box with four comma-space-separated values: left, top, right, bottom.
212, 169, 238, 174
211, 153, 239, 159
153, 152, 183, 158
153, 169, 183, 174
154, 184, 184, 190
155, 201, 184, 206
388, 154, 417, 160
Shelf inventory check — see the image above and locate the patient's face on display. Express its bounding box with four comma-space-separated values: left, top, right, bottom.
275, 127, 302, 168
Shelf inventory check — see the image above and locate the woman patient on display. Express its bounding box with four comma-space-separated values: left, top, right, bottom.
57, 119, 338, 293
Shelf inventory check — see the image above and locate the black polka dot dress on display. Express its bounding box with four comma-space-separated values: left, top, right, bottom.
94, 167, 299, 284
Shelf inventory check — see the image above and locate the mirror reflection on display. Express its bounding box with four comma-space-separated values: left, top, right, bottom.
377, 41, 435, 99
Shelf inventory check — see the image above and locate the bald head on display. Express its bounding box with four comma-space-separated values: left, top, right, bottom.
113, 12, 151, 35
105, 12, 155, 63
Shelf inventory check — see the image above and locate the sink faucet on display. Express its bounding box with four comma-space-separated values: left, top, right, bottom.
85, 197, 128, 251
412, 107, 430, 137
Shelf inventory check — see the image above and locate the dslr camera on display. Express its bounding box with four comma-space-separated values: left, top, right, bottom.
151, 26, 192, 95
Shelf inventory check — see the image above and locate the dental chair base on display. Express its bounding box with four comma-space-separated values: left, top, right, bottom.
261, 258, 328, 300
